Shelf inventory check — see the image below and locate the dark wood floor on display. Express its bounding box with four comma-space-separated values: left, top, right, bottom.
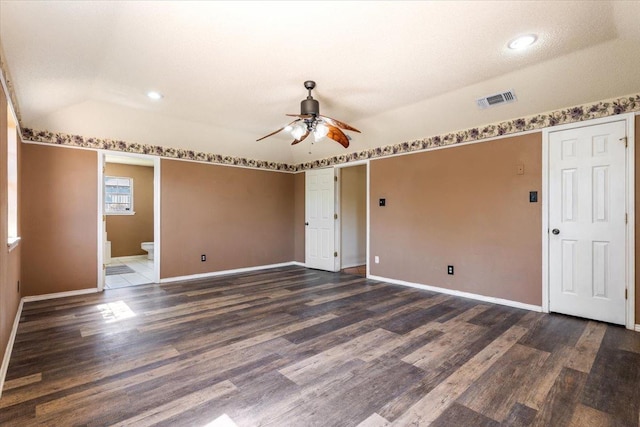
1, 266, 639, 426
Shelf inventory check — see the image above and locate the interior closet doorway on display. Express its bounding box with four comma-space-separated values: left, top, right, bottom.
336, 162, 368, 277
542, 114, 635, 329
97, 152, 160, 290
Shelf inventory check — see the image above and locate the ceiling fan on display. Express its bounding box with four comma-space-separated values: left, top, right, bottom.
256, 81, 360, 148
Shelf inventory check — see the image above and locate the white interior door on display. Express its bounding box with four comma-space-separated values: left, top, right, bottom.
548, 120, 627, 325
305, 168, 336, 271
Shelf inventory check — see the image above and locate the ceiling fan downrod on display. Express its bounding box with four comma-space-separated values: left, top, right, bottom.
301, 80, 320, 118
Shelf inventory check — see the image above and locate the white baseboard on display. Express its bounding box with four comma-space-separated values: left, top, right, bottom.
290, 261, 306, 267
635, 324, 640, 332
367, 274, 543, 312
22, 288, 99, 303
160, 261, 301, 284
0, 299, 24, 399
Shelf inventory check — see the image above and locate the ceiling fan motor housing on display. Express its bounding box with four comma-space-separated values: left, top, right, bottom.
301, 98, 319, 116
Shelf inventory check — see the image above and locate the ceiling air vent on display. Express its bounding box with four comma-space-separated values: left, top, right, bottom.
477, 89, 517, 109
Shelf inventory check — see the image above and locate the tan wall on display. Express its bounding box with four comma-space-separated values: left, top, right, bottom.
21, 144, 97, 296
0, 85, 21, 363
370, 133, 542, 305
341, 165, 367, 267
636, 115, 640, 323
9, 115, 640, 322
105, 163, 154, 257
294, 172, 305, 263
160, 159, 294, 278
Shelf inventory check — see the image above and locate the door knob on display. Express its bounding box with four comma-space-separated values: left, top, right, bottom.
552, 229, 560, 235
305, 222, 309, 226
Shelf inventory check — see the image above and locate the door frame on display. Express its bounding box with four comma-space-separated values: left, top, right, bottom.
304, 167, 339, 271
97, 151, 161, 290
333, 160, 370, 275
541, 113, 635, 329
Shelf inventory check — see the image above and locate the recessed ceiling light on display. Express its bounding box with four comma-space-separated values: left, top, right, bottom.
508, 34, 537, 50
146, 91, 163, 100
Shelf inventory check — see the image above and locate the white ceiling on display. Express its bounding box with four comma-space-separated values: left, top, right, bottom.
1, 1, 639, 165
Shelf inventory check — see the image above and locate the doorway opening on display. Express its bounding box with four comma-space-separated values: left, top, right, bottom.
542, 113, 635, 329
304, 161, 369, 276
98, 152, 160, 290
337, 164, 367, 277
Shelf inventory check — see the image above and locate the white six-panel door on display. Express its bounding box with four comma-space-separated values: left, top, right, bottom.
305, 168, 336, 271
548, 120, 627, 325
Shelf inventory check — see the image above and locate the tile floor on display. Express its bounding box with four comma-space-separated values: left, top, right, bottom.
105, 256, 155, 289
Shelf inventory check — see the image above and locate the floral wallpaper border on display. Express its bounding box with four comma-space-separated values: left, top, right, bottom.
297, 93, 640, 171
21, 128, 297, 172
21, 92, 640, 173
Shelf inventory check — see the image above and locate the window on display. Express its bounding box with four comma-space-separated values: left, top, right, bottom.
7, 106, 18, 248
105, 176, 134, 214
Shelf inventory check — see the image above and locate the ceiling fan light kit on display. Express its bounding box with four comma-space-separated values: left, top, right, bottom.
256, 80, 360, 148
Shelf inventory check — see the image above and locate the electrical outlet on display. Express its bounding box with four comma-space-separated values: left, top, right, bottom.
374, 256, 380, 264
201, 254, 206, 262
447, 265, 454, 275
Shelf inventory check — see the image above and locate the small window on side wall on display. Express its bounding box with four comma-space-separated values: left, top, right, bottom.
7, 107, 18, 245
105, 176, 134, 214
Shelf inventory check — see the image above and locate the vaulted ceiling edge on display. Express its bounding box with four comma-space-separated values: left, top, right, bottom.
0, 41, 22, 124
20, 93, 640, 173
302, 93, 640, 170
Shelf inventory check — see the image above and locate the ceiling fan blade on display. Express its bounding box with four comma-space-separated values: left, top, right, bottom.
291, 130, 310, 145
320, 115, 361, 133
326, 125, 350, 148
256, 119, 299, 141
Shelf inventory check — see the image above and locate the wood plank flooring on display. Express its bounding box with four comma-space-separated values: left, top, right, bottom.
341, 265, 366, 277
1, 266, 639, 426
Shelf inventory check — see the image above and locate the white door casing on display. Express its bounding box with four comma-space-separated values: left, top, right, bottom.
548, 120, 627, 325
305, 168, 337, 271
97, 151, 161, 290
98, 153, 106, 291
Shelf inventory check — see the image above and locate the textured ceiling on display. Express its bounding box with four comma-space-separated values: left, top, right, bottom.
1, 1, 639, 164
